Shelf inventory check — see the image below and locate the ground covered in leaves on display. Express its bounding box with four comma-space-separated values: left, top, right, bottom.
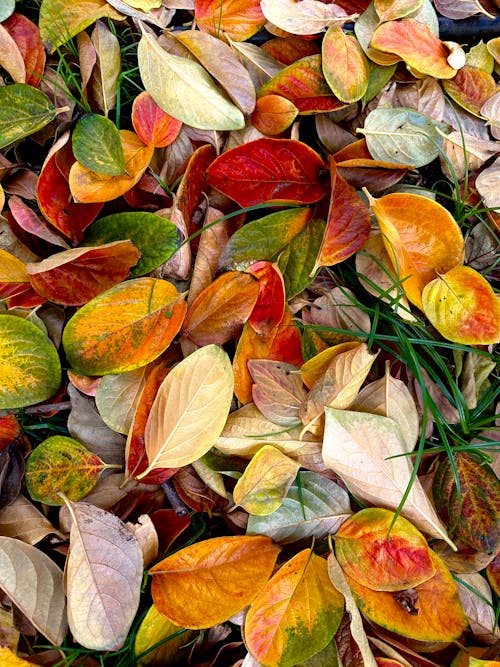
0, 0, 499, 666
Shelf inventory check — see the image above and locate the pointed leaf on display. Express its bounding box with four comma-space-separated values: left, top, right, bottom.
245, 549, 345, 667
150, 535, 280, 628
374, 0, 423, 21
247, 471, 352, 544
25, 435, 109, 505
334, 508, 436, 591
89, 20, 121, 115
279, 217, 326, 299
2, 13, 46, 87
323, 408, 454, 546
195, 0, 265, 41
246, 261, 286, 336
140, 345, 234, 473
233, 445, 300, 515
443, 66, 498, 117
65, 501, 143, 650
422, 266, 500, 345
96, 367, 147, 435
138, 29, 244, 131
72, 114, 125, 175
0, 83, 58, 149
62, 278, 186, 375
0, 315, 61, 409
134, 605, 194, 666
207, 138, 327, 207
322, 26, 369, 103
260, 0, 355, 36
131, 91, 182, 147
0, 536, 67, 645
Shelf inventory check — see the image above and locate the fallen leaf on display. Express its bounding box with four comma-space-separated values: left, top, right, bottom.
0, 494, 63, 545
322, 26, 369, 102
131, 90, 183, 147
261, 0, 354, 36
89, 20, 121, 116
195, 0, 265, 41
134, 604, 194, 666
72, 114, 125, 175
456, 572, 500, 644
0, 83, 60, 149
246, 261, 286, 336
249, 359, 305, 426
443, 66, 498, 116
95, 367, 147, 435
251, 95, 299, 136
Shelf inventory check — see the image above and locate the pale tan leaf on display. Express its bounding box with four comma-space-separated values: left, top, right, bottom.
126, 514, 159, 567
174, 30, 256, 114
191, 458, 228, 499
456, 572, 500, 644
65, 501, 143, 650
89, 20, 121, 115
440, 131, 500, 181
432, 542, 497, 574
0, 536, 67, 646
481, 90, 500, 139
249, 359, 305, 427
141, 345, 234, 473
323, 408, 455, 547
0, 25, 25, 83
476, 155, 500, 209
327, 554, 378, 667
137, 28, 244, 130
0, 495, 64, 545
308, 287, 371, 344
261, 0, 355, 36
77, 31, 97, 92
95, 367, 148, 435
228, 39, 283, 89
153, 207, 191, 281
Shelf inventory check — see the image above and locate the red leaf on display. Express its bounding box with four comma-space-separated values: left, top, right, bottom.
132, 91, 183, 148
2, 13, 46, 87
246, 261, 286, 336
8, 195, 69, 249
207, 138, 328, 207
314, 157, 371, 270
176, 143, 217, 237
26, 241, 141, 306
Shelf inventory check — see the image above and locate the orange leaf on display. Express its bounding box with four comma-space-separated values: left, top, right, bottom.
0, 248, 30, 301
246, 261, 286, 336
251, 95, 299, 136
26, 241, 141, 305
258, 54, 348, 114
150, 535, 280, 628
261, 35, 320, 65
422, 266, 500, 345
370, 19, 457, 79
131, 91, 182, 148
313, 157, 371, 271
69, 130, 154, 203
322, 26, 369, 103
245, 549, 345, 667
346, 550, 468, 642
195, 0, 266, 41
335, 508, 436, 592
368, 192, 465, 309
62, 278, 187, 375
181, 271, 260, 345
443, 66, 498, 117
176, 143, 216, 238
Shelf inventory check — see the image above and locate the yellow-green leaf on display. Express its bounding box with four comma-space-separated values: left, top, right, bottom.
0, 84, 58, 149
0, 315, 61, 409
233, 445, 300, 515
322, 26, 369, 103
134, 605, 194, 666
245, 549, 345, 667
139, 345, 234, 474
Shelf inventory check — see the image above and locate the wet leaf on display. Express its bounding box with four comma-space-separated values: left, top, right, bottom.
0, 536, 67, 645
245, 549, 345, 667
181, 271, 260, 346
138, 28, 244, 131
131, 91, 182, 147
0, 83, 59, 149
422, 266, 500, 345
247, 471, 352, 544
322, 26, 369, 103
62, 277, 186, 375
323, 408, 454, 547
65, 501, 143, 650
368, 192, 465, 309
72, 114, 125, 175
195, 0, 265, 41
345, 550, 468, 642
150, 535, 280, 628
25, 435, 110, 505
0, 314, 61, 409
334, 508, 436, 591
233, 445, 300, 515
207, 138, 327, 207
140, 345, 234, 473
432, 453, 500, 554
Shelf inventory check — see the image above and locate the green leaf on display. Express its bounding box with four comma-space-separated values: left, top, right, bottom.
72, 114, 126, 175
278, 218, 326, 299
0, 0, 15, 21
0, 315, 61, 409
25, 436, 110, 505
84, 212, 179, 276
137, 28, 244, 131
247, 471, 352, 544
0, 84, 58, 149
358, 108, 447, 167
219, 207, 311, 271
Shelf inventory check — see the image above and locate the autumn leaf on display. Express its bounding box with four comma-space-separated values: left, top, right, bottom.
150, 535, 280, 628
322, 26, 369, 103
195, 0, 265, 41
131, 91, 182, 147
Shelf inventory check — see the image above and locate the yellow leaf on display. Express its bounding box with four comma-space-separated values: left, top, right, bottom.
422, 266, 500, 344
0, 648, 35, 667
150, 535, 280, 629
322, 26, 369, 103
134, 605, 194, 666
233, 445, 300, 515
140, 345, 234, 474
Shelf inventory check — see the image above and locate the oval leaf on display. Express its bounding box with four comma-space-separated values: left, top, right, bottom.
140, 345, 234, 473
131, 91, 182, 147
62, 277, 186, 375
149, 535, 280, 628
25, 435, 109, 505
0, 83, 57, 149
72, 114, 126, 175
195, 0, 265, 41
322, 26, 369, 103
0, 315, 61, 409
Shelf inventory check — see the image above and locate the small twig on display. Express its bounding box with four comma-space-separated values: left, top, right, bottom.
161, 479, 189, 516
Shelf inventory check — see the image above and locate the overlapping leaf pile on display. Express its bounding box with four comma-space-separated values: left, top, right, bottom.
0, 0, 499, 665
